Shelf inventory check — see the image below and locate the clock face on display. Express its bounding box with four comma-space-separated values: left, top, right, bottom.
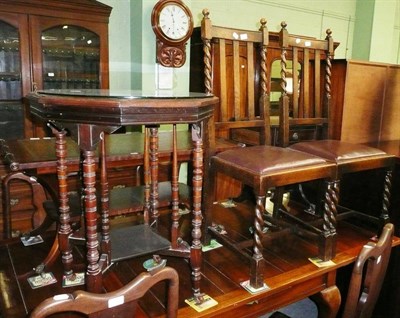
159, 4, 190, 40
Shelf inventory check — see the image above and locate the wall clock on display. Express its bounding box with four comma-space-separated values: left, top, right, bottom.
151, 0, 194, 68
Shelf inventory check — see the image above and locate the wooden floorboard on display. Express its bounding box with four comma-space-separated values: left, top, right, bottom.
0, 201, 397, 318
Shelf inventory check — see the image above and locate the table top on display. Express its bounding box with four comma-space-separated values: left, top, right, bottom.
34, 89, 213, 99
2, 204, 399, 318
27, 89, 219, 126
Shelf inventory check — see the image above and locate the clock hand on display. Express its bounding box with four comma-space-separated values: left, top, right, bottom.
171, 14, 175, 37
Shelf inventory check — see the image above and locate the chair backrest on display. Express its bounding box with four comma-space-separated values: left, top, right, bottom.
343, 223, 394, 318
30, 266, 179, 318
201, 9, 271, 145
278, 22, 335, 147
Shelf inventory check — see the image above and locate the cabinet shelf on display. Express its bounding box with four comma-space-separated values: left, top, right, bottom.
0, 72, 21, 81
42, 48, 100, 58
0, 43, 19, 52
43, 78, 99, 83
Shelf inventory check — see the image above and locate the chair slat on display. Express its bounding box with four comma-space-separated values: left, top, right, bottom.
219, 39, 228, 122
233, 40, 241, 121
302, 48, 310, 118
314, 50, 321, 118
292, 47, 299, 118
247, 42, 255, 120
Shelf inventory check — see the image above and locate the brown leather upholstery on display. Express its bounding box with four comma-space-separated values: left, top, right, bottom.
289, 141, 394, 226
214, 146, 330, 176
290, 140, 388, 164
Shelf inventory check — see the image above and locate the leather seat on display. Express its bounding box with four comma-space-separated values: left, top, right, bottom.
290, 140, 390, 170
290, 138, 394, 226
213, 145, 331, 178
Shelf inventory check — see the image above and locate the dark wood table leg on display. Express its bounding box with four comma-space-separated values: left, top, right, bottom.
191, 123, 203, 301
143, 127, 150, 225
380, 169, 393, 225
250, 194, 266, 289
310, 285, 341, 318
54, 129, 74, 279
319, 180, 339, 261
149, 126, 160, 228
82, 147, 102, 292
99, 132, 111, 264
200, 116, 215, 247
170, 124, 180, 249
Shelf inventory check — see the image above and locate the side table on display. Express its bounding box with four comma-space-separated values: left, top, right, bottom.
28, 88, 218, 302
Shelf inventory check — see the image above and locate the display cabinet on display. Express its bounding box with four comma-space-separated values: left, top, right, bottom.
0, 0, 112, 139
39, 25, 101, 90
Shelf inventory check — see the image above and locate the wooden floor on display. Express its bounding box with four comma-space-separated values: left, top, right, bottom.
1, 200, 399, 318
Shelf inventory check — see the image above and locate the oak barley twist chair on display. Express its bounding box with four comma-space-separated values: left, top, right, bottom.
201, 9, 338, 290
30, 266, 179, 318
277, 22, 395, 231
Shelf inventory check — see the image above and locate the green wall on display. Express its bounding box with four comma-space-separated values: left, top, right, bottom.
100, 0, 400, 90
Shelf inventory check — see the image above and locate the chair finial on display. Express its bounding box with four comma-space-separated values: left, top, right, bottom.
202, 8, 210, 19
326, 28, 332, 37
281, 21, 287, 29
260, 18, 267, 29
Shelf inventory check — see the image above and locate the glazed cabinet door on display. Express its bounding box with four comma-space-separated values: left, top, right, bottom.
0, 13, 31, 140
28, 15, 109, 137
40, 25, 101, 90
30, 15, 109, 91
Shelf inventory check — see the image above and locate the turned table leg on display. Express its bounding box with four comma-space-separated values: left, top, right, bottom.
191, 123, 204, 300
54, 129, 74, 279
82, 147, 102, 293
149, 126, 160, 228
